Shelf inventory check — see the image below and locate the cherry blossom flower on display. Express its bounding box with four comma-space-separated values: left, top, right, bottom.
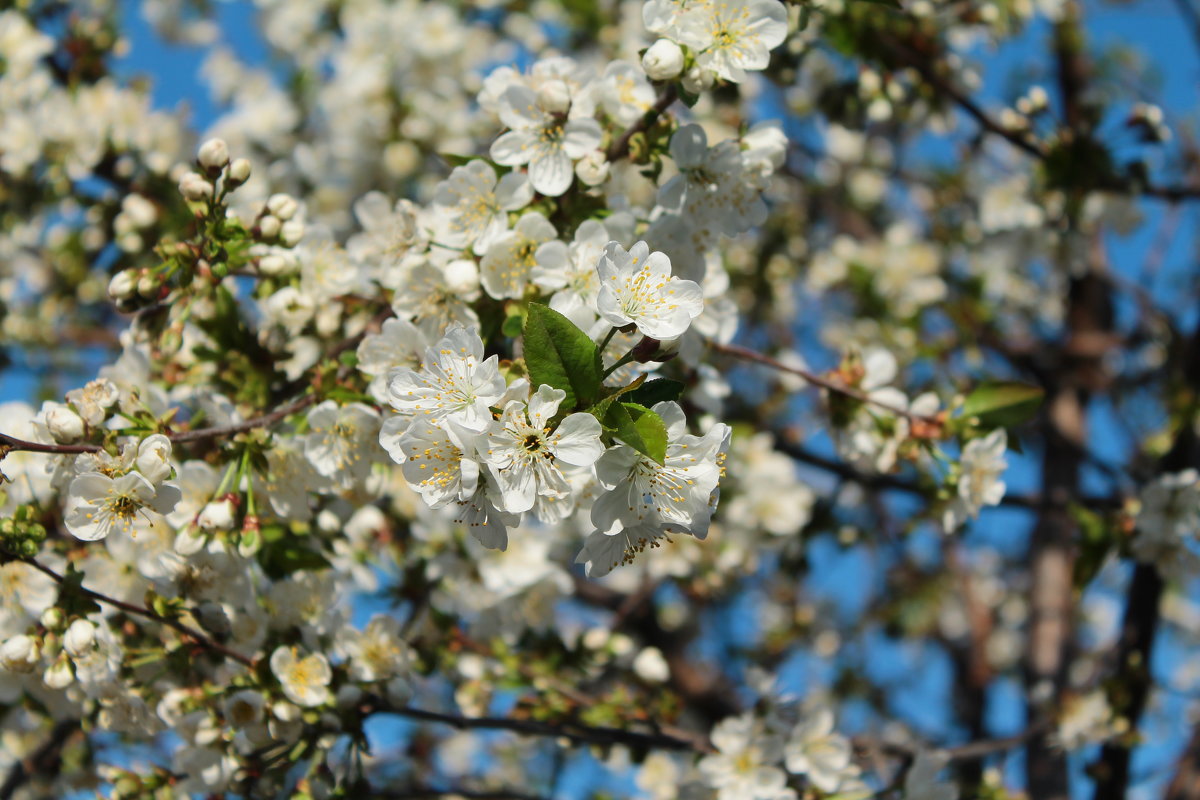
595, 241, 704, 340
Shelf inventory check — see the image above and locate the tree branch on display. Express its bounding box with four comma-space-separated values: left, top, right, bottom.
365, 700, 710, 753
606, 85, 678, 162
16, 557, 256, 668
710, 341, 942, 426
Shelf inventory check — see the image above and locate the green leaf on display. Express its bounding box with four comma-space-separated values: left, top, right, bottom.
522, 303, 603, 409
627, 378, 685, 408
605, 402, 669, 465
586, 375, 647, 422
961, 381, 1044, 428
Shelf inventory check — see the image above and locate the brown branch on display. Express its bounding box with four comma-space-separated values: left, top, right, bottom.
606, 85, 678, 162
364, 700, 709, 753
710, 341, 941, 426
370, 791, 547, 800
881, 33, 1200, 202
18, 558, 255, 668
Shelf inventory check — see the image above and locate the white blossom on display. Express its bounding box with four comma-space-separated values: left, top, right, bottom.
595, 241, 704, 340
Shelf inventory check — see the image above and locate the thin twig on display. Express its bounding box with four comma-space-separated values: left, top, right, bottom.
16, 557, 255, 668
711, 341, 941, 425
365, 700, 710, 753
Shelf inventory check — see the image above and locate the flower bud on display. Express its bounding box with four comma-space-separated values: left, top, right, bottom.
536, 79, 571, 114
575, 150, 610, 186
279, 219, 305, 247
107, 269, 139, 300
265, 193, 299, 221
136, 272, 159, 298
44, 403, 85, 443
178, 171, 214, 202
227, 157, 252, 184
40, 607, 64, 631
198, 499, 236, 531
642, 39, 685, 81
681, 66, 713, 95
63, 619, 96, 658
257, 252, 294, 276
443, 259, 479, 294
43, 654, 74, 690
257, 214, 282, 240
0, 634, 40, 673
197, 138, 230, 171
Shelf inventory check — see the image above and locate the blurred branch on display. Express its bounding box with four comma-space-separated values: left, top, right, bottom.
0, 719, 79, 800
15, 557, 256, 668
711, 341, 942, 426
364, 699, 711, 753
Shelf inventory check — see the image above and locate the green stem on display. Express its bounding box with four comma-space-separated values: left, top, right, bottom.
597, 326, 619, 354
602, 351, 638, 379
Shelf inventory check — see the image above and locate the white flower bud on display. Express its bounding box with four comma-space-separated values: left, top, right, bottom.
108, 269, 138, 300
63, 619, 96, 658
43, 654, 74, 689
681, 65, 713, 95
44, 403, 85, 443
227, 158, 252, 184
536, 79, 571, 114
632, 646, 670, 683
257, 252, 294, 276
179, 172, 213, 202
642, 39, 685, 81
0, 635, 40, 673
575, 150, 610, 186
197, 499, 236, 531
279, 219, 305, 247
443, 259, 479, 294
257, 214, 282, 240
40, 607, 63, 631
136, 272, 159, 298
197, 138, 230, 170
135, 433, 173, 484
265, 193, 299, 221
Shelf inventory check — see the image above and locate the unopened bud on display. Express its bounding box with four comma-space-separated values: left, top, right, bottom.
227, 157, 252, 184
0, 635, 40, 673
279, 219, 305, 247
44, 403, 85, 443
63, 619, 96, 658
197, 138, 230, 171
642, 39, 685, 81
136, 273, 159, 298
108, 269, 138, 300
536, 79, 571, 114
257, 214, 282, 240
265, 193, 299, 221
179, 171, 213, 202
40, 607, 64, 631
681, 66, 713, 95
